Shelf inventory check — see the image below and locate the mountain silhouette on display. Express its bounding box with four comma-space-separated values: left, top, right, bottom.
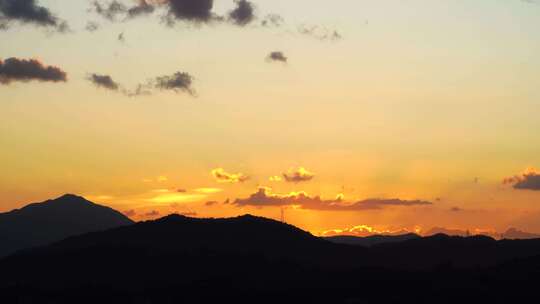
503, 227, 540, 239
3, 204, 540, 303
325, 233, 421, 247
0, 194, 133, 257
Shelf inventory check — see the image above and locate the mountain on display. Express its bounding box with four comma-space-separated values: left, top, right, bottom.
425, 227, 470, 237
0, 194, 133, 257
3, 214, 540, 303
503, 228, 540, 240
324, 233, 421, 247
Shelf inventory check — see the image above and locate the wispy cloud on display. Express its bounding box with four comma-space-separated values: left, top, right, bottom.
147, 193, 207, 204
297, 24, 342, 41
194, 187, 223, 194
233, 187, 433, 211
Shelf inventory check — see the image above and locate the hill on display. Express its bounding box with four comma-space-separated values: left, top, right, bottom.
2, 212, 540, 303
0, 194, 133, 257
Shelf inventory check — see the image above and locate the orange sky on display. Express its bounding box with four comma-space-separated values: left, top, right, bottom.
1, 0, 540, 235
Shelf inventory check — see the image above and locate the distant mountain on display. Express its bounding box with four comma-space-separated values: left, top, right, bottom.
324, 233, 421, 247
425, 227, 540, 240
425, 227, 470, 237
503, 228, 540, 240
0, 194, 133, 257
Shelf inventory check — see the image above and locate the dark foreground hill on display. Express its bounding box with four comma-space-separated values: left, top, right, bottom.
325, 233, 421, 247
0, 194, 133, 257
2, 213, 540, 303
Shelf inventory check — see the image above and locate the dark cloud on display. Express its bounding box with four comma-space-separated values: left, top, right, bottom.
298, 25, 342, 41
233, 187, 433, 211
177, 188, 187, 193
154, 71, 196, 95
267, 51, 287, 63
282, 167, 314, 183
228, 0, 254, 26
164, 0, 215, 24
92, 0, 127, 21
0, 0, 65, 30
450, 207, 463, 212
85, 69, 195, 97
261, 14, 283, 27
92, 0, 154, 22
118, 32, 125, 42
127, 0, 155, 19
87, 73, 120, 91
85, 21, 100, 32
0, 58, 67, 84
503, 169, 540, 191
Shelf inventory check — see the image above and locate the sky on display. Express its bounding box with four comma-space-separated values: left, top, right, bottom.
1, 0, 540, 236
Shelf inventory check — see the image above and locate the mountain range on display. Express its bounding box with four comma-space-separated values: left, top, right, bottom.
2, 195, 540, 303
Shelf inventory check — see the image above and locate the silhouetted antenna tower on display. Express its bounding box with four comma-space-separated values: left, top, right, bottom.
280, 207, 285, 223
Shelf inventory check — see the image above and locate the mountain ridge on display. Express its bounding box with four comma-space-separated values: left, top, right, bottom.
0, 194, 133, 257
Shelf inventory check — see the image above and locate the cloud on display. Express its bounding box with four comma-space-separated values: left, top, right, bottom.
298, 24, 342, 41
0, 58, 67, 84
87, 73, 120, 91
144, 210, 160, 217
148, 193, 206, 204
228, 0, 255, 26
211, 168, 249, 183
503, 168, 540, 191
269, 175, 283, 182
194, 187, 223, 194
127, 0, 155, 19
450, 207, 463, 212
92, 0, 127, 22
261, 14, 283, 27
85, 21, 100, 32
321, 224, 415, 238
92, 0, 155, 21
178, 211, 197, 217
154, 71, 196, 96
85, 71, 196, 97
0, 0, 66, 31
118, 32, 125, 42
123, 209, 137, 217
282, 167, 315, 183
163, 0, 215, 25
266, 51, 287, 63
205, 200, 219, 207
233, 187, 433, 211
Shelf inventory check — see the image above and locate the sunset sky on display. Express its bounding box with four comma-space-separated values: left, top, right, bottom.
1, 0, 540, 236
